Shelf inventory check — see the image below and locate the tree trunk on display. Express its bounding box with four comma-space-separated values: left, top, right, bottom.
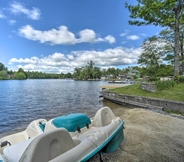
174, 26, 180, 76
173, 0, 183, 76
181, 33, 184, 75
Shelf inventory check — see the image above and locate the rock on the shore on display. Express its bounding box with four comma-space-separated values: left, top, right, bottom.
89, 108, 184, 162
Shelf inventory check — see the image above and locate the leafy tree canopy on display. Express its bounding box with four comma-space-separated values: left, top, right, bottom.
0, 62, 8, 71
126, 0, 184, 76
125, 0, 184, 28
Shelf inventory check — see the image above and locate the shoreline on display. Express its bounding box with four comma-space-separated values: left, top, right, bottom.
89, 102, 184, 162
1, 101, 184, 161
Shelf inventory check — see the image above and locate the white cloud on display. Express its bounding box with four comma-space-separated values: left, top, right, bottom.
18, 25, 76, 45
78, 29, 96, 43
10, 2, 41, 20
120, 30, 129, 37
104, 35, 116, 44
8, 47, 142, 73
9, 19, 16, 25
127, 35, 140, 40
0, 13, 5, 19
139, 33, 147, 36
18, 25, 116, 45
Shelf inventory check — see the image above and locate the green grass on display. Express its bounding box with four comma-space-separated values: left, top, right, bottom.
109, 83, 184, 102
166, 110, 184, 116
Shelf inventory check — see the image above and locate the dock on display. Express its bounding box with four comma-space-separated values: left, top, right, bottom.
100, 84, 130, 90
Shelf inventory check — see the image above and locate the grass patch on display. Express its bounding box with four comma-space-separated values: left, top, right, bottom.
109, 83, 184, 102
166, 110, 184, 116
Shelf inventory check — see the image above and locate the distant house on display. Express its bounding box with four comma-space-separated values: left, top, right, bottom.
118, 74, 127, 79
127, 69, 140, 79
101, 76, 106, 80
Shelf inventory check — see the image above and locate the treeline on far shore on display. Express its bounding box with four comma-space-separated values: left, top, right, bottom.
0, 68, 72, 80
0, 60, 175, 80
0, 62, 72, 80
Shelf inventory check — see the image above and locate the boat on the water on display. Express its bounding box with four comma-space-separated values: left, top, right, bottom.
0, 106, 125, 162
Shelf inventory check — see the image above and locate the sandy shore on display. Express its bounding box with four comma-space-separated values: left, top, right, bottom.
1, 102, 184, 162
89, 104, 184, 162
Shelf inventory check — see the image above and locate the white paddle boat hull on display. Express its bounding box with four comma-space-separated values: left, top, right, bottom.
0, 107, 125, 162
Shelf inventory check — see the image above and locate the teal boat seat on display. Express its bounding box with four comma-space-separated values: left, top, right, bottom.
39, 123, 46, 132
52, 113, 91, 132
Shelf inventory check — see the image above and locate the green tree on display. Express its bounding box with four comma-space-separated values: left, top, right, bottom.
159, 28, 175, 64
107, 67, 117, 79
138, 36, 172, 72
87, 60, 95, 79
125, 0, 184, 76
0, 62, 8, 79
156, 64, 174, 76
73, 68, 82, 80
13, 72, 27, 79
13, 68, 27, 79
0, 70, 8, 79
92, 67, 101, 79
65, 72, 73, 79
18, 68, 24, 73
0, 62, 8, 71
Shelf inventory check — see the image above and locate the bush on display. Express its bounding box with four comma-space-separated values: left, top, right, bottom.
179, 76, 184, 83
149, 77, 159, 82
166, 110, 184, 116
155, 80, 175, 90
173, 75, 184, 83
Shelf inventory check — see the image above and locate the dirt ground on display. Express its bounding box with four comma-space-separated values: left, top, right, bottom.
1, 102, 184, 162
89, 105, 184, 162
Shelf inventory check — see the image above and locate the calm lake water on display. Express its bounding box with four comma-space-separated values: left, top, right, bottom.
0, 79, 113, 137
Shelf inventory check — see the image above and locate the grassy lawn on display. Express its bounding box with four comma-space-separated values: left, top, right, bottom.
109, 83, 184, 102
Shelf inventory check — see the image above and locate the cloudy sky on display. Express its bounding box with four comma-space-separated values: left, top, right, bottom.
0, 0, 162, 73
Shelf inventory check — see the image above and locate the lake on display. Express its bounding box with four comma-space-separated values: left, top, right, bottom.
0, 79, 114, 137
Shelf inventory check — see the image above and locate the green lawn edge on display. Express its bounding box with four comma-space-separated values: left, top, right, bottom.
109, 83, 184, 102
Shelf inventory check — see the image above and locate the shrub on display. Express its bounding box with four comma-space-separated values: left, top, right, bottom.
179, 76, 184, 83
166, 110, 184, 116
173, 75, 184, 83
173, 75, 180, 83
149, 77, 159, 82
155, 80, 175, 90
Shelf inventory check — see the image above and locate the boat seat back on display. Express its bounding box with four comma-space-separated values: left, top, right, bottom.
25, 119, 47, 138
19, 128, 78, 162
0, 119, 47, 153
44, 119, 56, 131
92, 107, 116, 127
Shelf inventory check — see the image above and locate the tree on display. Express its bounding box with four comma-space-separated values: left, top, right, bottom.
73, 68, 82, 80
13, 72, 27, 79
125, 0, 184, 76
13, 68, 27, 79
139, 36, 173, 67
107, 67, 116, 79
87, 60, 95, 79
65, 72, 73, 79
0, 62, 8, 71
159, 28, 175, 64
93, 67, 101, 79
0, 70, 8, 79
179, 24, 184, 74
0, 62, 8, 79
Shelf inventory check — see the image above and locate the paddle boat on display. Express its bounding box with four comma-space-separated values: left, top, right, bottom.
0, 106, 125, 162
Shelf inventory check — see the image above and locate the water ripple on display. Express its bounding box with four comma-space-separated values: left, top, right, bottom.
0, 80, 108, 136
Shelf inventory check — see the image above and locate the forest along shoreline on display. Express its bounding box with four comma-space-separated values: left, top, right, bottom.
89, 102, 184, 162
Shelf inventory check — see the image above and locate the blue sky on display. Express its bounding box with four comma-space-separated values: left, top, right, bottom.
0, 0, 163, 73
